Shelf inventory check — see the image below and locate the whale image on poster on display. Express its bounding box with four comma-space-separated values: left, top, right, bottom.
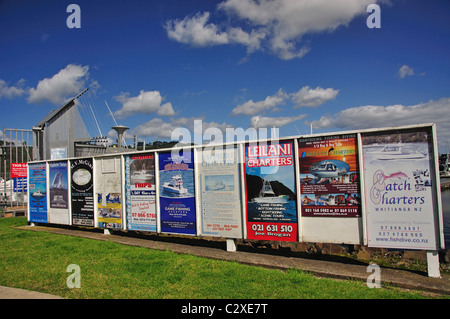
298, 134, 361, 217
28, 163, 47, 223
159, 150, 196, 235
244, 140, 298, 242
362, 129, 439, 250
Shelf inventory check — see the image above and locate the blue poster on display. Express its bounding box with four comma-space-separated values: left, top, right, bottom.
28, 163, 48, 223
159, 150, 196, 235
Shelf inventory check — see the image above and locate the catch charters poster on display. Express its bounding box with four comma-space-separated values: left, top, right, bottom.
298, 135, 361, 217
28, 163, 48, 223
159, 150, 196, 235
199, 147, 242, 238
70, 158, 94, 226
362, 129, 439, 250
125, 153, 157, 231
244, 140, 298, 242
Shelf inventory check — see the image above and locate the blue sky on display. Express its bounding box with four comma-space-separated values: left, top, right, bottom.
1, 0, 449, 151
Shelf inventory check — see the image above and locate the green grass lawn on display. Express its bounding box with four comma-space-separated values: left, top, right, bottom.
0, 217, 443, 299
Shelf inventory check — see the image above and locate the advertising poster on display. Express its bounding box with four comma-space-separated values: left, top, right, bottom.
48, 161, 69, 225
11, 163, 27, 193
98, 193, 122, 229
159, 150, 196, 235
96, 157, 122, 229
70, 158, 94, 226
28, 163, 47, 223
244, 140, 298, 242
298, 134, 361, 217
362, 128, 438, 250
11, 163, 27, 178
199, 147, 242, 238
125, 153, 157, 231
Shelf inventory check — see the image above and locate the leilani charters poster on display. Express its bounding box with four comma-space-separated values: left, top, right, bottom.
298, 134, 361, 217
70, 158, 94, 226
159, 150, 196, 235
28, 163, 48, 223
245, 140, 298, 242
48, 161, 69, 225
125, 153, 157, 231
362, 129, 438, 250
199, 147, 242, 238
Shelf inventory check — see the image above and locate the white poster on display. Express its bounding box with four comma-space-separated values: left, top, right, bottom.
95, 157, 123, 229
362, 128, 439, 250
48, 160, 70, 225
199, 147, 242, 238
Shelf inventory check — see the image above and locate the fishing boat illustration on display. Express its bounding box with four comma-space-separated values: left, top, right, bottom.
252, 179, 288, 203
370, 145, 425, 160
162, 175, 187, 195
309, 160, 349, 178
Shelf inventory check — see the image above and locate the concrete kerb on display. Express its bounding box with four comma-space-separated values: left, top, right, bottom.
16, 225, 450, 297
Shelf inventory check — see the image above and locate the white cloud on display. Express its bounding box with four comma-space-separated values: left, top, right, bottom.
291, 86, 339, 108
165, 12, 265, 54
232, 85, 338, 116
165, 12, 229, 47
28, 64, 89, 105
166, 0, 377, 60
308, 97, 450, 152
251, 114, 306, 128
231, 89, 287, 116
113, 90, 175, 119
131, 117, 233, 141
0, 79, 27, 99
398, 65, 414, 78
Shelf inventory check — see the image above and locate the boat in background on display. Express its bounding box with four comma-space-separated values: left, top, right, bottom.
440, 154, 450, 177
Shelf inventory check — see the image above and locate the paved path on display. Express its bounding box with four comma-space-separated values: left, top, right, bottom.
2, 224, 449, 298
0, 285, 64, 299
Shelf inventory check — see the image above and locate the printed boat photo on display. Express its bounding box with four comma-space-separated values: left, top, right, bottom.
162, 174, 188, 195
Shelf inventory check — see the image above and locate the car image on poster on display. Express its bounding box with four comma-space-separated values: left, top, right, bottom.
244, 140, 298, 242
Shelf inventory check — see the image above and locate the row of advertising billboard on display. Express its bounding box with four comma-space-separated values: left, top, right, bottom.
27, 124, 445, 251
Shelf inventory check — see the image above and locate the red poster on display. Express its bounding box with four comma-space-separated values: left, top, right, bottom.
11, 163, 28, 178
244, 140, 298, 241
